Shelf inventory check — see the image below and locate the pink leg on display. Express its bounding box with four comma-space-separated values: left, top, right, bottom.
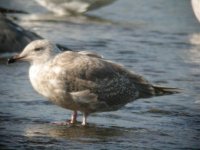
82, 113, 88, 126
70, 111, 77, 124
52, 111, 77, 125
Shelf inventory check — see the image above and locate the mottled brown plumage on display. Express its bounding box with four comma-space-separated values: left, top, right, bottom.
8, 40, 179, 125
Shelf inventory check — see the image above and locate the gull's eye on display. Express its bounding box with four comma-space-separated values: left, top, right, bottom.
34, 47, 43, 51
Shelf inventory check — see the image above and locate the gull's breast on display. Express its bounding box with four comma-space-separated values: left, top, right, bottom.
29, 64, 76, 109
29, 65, 60, 98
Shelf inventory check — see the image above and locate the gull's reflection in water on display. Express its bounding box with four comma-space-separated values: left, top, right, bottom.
189, 33, 200, 64
19, 12, 114, 26
189, 33, 200, 46
188, 33, 200, 104
24, 123, 132, 141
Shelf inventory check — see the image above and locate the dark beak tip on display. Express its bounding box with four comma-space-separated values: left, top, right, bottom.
7, 57, 16, 64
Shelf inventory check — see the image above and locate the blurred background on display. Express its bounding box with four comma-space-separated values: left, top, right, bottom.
0, 0, 200, 149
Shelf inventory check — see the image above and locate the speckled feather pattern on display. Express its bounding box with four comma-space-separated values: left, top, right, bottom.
29, 50, 154, 113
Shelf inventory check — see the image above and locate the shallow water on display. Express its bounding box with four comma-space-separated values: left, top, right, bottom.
1, 0, 200, 149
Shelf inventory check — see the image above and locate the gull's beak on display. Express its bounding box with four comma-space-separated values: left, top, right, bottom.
7, 54, 25, 64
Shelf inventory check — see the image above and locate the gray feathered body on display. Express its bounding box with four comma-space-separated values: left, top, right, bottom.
29, 51, 177, 114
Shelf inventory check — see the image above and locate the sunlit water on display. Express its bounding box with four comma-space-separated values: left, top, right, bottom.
0, 0, 200, 149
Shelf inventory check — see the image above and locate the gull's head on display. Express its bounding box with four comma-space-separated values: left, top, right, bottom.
8, 39, 60, 65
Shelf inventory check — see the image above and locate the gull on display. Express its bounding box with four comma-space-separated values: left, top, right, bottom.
8, 39, 179, 126
35, 0, 116, 15
191, 0, 200, 23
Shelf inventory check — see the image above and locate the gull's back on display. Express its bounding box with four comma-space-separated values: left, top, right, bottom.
44, 51, 155, 112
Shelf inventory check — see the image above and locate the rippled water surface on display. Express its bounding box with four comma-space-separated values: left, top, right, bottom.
0, 0, 200, 149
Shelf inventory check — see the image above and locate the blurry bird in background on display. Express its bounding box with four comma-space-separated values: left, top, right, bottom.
191, 0, 200, 23
0, 7, 71, 54
0, 7, 39, 53
0, 0, 118, 53
35, 0, 116, 15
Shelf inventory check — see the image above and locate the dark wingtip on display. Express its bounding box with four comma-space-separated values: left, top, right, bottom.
153, 85, 182, 96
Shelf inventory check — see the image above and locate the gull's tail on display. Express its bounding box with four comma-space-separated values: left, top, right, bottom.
153, 85, 181, 96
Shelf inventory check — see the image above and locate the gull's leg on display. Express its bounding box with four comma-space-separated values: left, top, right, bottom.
52, 110, 77, 125
70, 111, 77, 124
82, 112, 88, 126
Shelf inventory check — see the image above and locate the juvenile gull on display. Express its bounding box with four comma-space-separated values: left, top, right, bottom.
8, 40, 179, 126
